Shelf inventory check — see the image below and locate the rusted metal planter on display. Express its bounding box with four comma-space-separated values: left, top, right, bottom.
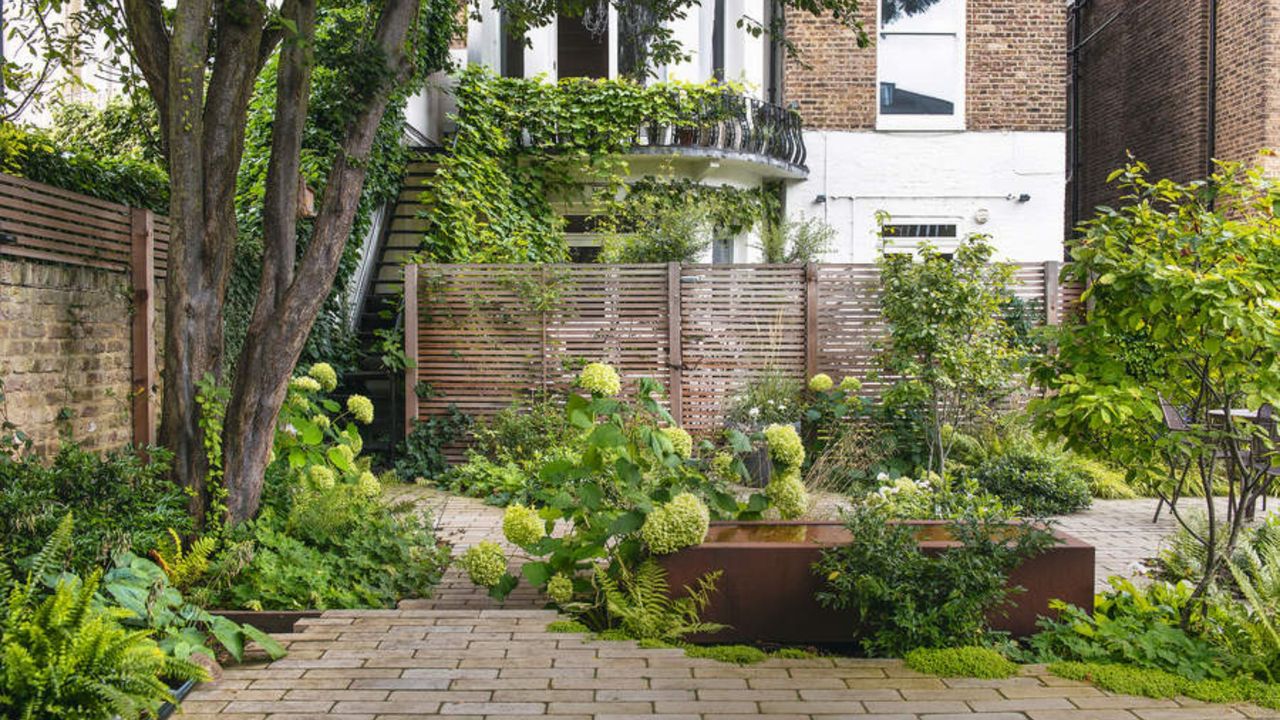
657, 520, 1094, 644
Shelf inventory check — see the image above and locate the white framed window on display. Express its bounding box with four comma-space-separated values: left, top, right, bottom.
879, 217, 962, 255
876, 0, 966, 131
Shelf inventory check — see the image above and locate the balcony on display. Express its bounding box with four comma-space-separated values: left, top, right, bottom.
628, 94, 808, 179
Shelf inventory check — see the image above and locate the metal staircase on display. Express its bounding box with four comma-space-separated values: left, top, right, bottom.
340, 148, 442, 457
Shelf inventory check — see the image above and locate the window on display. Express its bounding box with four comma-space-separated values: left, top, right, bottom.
877, 0, 965, 130
880, 221, 959, 255
712, 236, 735, 264
500, 12, 525, 79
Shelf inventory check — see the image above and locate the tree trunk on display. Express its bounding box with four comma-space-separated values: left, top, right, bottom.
221, 0, 422, 523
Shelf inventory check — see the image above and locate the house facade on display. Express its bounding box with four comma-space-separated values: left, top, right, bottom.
403, 0, 1069, 263
1069, 0, 1280, 230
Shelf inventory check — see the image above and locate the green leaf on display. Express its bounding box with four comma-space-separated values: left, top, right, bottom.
327, 446, 352, 471
522, 562, 552, 586
589, 423, 626, 448
609, 510, 645, 535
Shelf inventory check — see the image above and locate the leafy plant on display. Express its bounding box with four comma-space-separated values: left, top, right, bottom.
394, 405, 472, 482
103, 552, 286, 664
594, 559, 725, 644
877, 234, 1022, 477
1032, 160, 1280, 621
726, 367, 805, 428
0, 441, 189, 574
0, 516, 206, 720
149, 529, 216, 592
814, 503, 1056, 656
1023, 577, 1229, 680
755, 216, 836, 264
966, 449, 1093, 516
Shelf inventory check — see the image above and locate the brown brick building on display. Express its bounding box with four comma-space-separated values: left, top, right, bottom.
1069, 0, 1280, 228
778, 0, 1068, 262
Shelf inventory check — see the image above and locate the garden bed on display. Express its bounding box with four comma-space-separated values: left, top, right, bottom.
658, 520, 1094, 644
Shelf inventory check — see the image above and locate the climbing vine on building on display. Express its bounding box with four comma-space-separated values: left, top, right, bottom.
417, 68, 781, 265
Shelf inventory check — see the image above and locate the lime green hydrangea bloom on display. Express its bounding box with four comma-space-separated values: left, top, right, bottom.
640, 492, 710, 555
357, 471, 381, 497
307, 465, 336, 490
767, 468, 809, 520
577, 362, 621, 397
460, 541, 507, 587
660, 426, 694, 459
308, 362, 338, 392
839, 376, 862, 393
333, 443, 354, 466
764, 423, 804, 469
312, 414, 331, 430
347, 394, 374, 424
711, 451, 736, 481
502, 504, 545, 547
808, 373, 834, 392
346, 431, 363, 456
289, 376, 322, 393
546, 574, 574, 604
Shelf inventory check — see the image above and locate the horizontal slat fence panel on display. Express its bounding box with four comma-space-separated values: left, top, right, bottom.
0, 173, 169, 277
409, 261, 1081, 448
679, 264, 806, 436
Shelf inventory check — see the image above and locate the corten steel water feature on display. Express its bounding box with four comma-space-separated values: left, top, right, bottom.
657, 520, 1095, 644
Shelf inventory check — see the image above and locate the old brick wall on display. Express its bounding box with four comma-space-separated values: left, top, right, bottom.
1074, 0, 1279, 222
784, 0, 1065, 131
0, 259, 140, 454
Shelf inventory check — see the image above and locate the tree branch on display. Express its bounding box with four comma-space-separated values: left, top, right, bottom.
258, 0, 317, 311
121, 0, 172, 138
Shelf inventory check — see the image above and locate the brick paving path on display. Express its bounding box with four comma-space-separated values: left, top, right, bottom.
184, 487, 1280, 718
183, 608, 1279, 719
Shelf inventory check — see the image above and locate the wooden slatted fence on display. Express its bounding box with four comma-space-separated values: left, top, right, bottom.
0, 172, 168, 445
408, 260, 1077, 441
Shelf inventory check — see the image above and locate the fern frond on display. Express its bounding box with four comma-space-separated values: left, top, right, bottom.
28, 513, 74, 585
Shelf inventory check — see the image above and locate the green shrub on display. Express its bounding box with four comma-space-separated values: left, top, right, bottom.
196, 488, 449, 611
904, 646, 1018, 678
814, 503, 1056, 657
1024, 577, 1229, 681
0, 123, 169, 211
471, 399, 578, 465
440, 453, 531, 505
969, 449, 1092, 516
394, 406, 472, 483
0, 443, 190, 573
0, 517, 206, 720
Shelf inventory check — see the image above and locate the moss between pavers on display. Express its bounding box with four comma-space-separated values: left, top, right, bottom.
904, 646, 1019, 679
1050, 661, 1280, 710
543, 621, 817, 664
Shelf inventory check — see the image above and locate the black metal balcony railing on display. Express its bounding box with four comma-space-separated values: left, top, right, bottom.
633, 94, 807, 171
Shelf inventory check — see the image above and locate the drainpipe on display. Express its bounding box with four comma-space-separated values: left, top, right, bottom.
1206, 0, 1218, 180
1067, 0, 1084, 232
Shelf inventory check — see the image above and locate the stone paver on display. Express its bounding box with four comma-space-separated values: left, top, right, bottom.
184, 609, 1280, 719
187, 487, 1280, 718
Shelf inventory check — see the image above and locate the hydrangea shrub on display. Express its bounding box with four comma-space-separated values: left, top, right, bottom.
641, 492, 711, 554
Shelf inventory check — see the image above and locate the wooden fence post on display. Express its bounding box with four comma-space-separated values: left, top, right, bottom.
1043, 260, 1061, 325
804, 262, 819, 379
130, 208, 156, 447
667, 262, 683, 427
403, 264, 419, 437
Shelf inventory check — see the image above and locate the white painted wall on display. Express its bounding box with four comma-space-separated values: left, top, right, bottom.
784, 130, 1066, 263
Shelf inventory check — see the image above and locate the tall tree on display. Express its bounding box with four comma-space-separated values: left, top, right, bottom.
21, 0, 866, 526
